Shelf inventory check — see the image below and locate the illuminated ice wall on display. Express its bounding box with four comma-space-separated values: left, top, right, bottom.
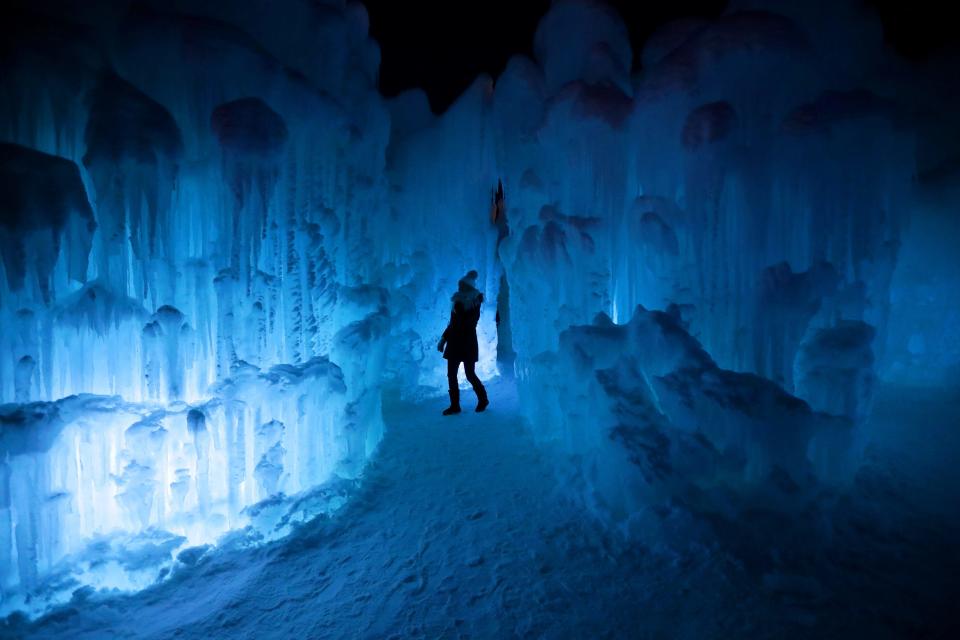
1, 0, 959, 617
0, 0, 394, 608
385, 0, 957, 529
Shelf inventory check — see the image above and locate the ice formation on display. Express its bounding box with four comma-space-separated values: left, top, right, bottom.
1, 0, 959, 620
1, 0, 393, 612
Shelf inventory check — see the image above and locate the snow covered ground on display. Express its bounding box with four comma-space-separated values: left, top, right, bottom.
4, 378, 958, 639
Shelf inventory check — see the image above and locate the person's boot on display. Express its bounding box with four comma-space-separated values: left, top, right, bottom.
443, 387, 461, 415
475, 384, 489, 413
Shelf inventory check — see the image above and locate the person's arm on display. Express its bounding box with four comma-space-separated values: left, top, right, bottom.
438, 311, 453, 351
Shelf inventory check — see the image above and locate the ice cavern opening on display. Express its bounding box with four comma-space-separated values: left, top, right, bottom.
2, 0, 960, 637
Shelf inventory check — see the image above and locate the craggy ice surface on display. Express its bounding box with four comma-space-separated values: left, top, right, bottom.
1, 0, 959, 636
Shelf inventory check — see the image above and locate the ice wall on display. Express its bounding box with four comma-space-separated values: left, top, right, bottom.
0, 0, 392, 607
381, 0, 936, 531
0, 357, 371, 599
492, 3, 912, 391
401, 4, 910, 360
1, 1, 390, 404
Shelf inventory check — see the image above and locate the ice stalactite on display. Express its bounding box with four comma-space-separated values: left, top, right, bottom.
0, 144, 95, 298
50, 282, 148, 401
0, 10, 103, 162
142, 305, 193, 402
83, 71, 183, 302
254, 419, 285, 497
13, 357, 35, 404
753, 261, 841, 391
210, 97, 288, 283
795, 321, 876, 423
0, 144, 96, 403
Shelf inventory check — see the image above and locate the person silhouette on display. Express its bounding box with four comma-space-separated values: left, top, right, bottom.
437, 270, 489, 415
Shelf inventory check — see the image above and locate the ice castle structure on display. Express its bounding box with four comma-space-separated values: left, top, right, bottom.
1, 0, 959, 616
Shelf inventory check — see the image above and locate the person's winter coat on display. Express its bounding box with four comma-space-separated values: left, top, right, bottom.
442, 299, 481, 362
440, 271, 483, 363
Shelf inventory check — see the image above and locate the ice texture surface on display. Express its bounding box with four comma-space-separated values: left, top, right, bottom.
0, 0, 959, 629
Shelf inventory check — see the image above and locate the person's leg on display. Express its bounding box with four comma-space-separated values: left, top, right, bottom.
463, 361, 488, 412
443, 359, 461, 415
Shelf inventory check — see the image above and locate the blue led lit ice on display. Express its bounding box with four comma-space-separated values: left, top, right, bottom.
1, 0, 959, 622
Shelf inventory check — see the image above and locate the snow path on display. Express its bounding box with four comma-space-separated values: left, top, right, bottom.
8, 379, 776, 639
